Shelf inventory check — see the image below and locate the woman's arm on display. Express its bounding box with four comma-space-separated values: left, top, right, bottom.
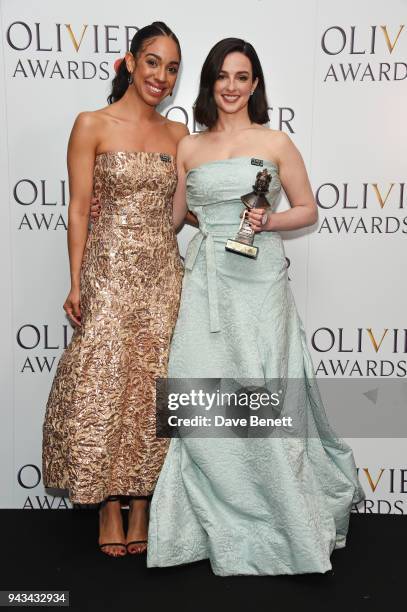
172, 135, 192, 230
248, 132, 318, 233
64, 112, 98, 325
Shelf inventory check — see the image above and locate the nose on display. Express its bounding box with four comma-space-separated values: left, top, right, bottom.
224, 78, 237, 92
156, 64, 167, 83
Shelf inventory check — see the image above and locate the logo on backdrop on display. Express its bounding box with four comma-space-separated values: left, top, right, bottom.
311, 327, 407, 377
16, 463, 406, 512
14, 178, 68, 230
352, 467, 406, 514
320, 25, 406, 82
6, 21, 140, 80
315, 182, 407, 235
16, 324, 72, 373
5, 22, 296, 132
17, 464, 71, 509
167, 105, 296, 134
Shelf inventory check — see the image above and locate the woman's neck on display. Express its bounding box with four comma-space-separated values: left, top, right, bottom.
212, 107, 253, 133
118, 86, 158, 122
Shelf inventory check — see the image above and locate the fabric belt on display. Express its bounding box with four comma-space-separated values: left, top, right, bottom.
184, 228, 231, 334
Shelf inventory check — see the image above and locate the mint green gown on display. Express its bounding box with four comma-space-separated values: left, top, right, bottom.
147, 157, 364, 576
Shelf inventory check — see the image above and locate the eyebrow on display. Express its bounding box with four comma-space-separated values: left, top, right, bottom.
145, 52, 180, 65
219, 69, 250, 75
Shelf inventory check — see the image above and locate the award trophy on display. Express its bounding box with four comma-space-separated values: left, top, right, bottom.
225, 168, 272, 259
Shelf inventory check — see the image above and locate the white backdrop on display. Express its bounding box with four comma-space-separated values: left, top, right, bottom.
0, 0, 406, 511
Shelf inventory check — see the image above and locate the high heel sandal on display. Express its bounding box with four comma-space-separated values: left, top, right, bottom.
126, 495, 150, 555
98, 495, 127, 557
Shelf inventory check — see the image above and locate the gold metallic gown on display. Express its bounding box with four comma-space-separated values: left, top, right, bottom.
43, 151, 183, 504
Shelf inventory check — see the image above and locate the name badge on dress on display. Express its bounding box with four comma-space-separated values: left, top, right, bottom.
251, 158, 263, 167
160, 153, 172, 163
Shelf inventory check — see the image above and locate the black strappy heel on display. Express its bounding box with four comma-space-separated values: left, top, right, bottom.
98, 495, 127, 557
126, 495, 151, 555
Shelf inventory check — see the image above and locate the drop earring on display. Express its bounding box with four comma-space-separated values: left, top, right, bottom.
128, 73, 133, 84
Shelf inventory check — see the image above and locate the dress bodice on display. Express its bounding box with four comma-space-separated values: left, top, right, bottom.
184, 157, 283, 334
186, 156, 281, 232
85, 150, 181, 281
93, 151, 177, 226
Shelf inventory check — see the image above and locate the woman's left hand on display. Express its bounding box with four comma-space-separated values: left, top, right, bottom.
247, 208, 269, 233
90, 195, 101, 221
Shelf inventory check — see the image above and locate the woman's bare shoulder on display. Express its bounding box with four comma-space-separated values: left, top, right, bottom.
268, 127, 296, 147
72, 108, 110, 132
177, 131, 208, 155
260, 127, 297, 160
164, 117, 190, 143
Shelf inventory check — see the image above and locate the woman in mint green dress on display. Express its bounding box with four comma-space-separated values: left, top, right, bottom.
147, 38, 364, 576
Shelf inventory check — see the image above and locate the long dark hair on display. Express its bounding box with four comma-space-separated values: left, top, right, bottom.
194, 38, 269, 128
108, 21, 181, 104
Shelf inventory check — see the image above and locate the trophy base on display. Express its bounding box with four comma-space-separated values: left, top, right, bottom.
225, 239, 258, 259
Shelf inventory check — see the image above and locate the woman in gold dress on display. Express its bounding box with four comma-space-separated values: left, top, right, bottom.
42, 22, 186, 557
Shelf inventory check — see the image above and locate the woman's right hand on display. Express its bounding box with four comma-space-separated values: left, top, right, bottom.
63, 287, 81, 326
90, 195, 101, 222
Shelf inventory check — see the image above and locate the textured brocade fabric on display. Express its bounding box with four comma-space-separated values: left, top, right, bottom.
42, 152, 183, 504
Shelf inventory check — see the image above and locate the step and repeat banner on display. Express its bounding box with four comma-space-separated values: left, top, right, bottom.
0, 0, 405, 510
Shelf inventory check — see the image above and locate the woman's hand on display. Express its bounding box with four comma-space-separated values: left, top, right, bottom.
247, 208, 270, 233
90, 195, 101, 222
63, 287, 81, 326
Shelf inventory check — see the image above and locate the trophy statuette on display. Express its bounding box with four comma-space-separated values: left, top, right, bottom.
225, 168, 272, 259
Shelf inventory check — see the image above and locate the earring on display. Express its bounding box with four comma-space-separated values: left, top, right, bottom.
128, 74, 133, 84
169, 91, 173, 96
250, 90, 254, 96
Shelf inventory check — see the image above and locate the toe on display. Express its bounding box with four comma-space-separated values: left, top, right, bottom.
128, 543, 147, 554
